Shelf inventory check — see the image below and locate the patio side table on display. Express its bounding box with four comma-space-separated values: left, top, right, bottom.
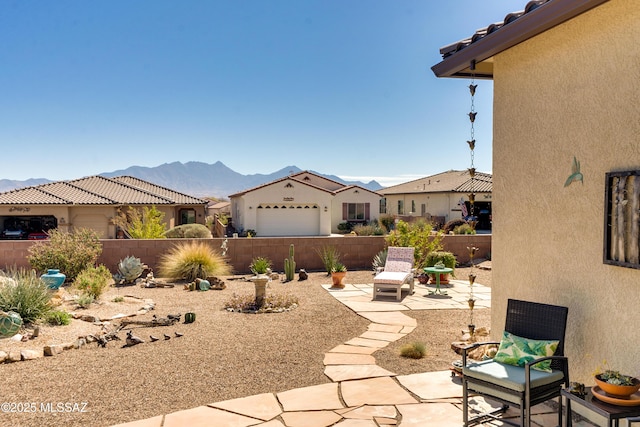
562, 387, 640, 427
423, 266, 452, 295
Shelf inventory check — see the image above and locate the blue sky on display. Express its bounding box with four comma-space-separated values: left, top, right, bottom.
1, 1, 522, 187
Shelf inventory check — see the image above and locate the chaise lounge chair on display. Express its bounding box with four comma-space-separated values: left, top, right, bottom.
372, 246, 415, 301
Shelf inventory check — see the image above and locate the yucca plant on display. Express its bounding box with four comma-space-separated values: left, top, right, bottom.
158, 241, 232, 281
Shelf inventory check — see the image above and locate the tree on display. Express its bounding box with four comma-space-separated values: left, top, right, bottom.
113, 206, 166, 239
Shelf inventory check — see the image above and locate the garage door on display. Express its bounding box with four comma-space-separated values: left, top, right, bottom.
256, 204, 319, 236
72, 214, 109, 238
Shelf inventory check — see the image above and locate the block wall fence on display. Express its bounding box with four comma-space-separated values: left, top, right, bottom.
0, 234, 491, 275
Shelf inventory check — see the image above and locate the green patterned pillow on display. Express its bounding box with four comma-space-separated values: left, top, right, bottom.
493, 331, 559, 372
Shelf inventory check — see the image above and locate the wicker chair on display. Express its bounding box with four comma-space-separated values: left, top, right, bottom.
461, 299, 570, 427
372, 246, 415, 301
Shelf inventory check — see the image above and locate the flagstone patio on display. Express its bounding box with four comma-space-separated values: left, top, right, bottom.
111, 279, 585, 427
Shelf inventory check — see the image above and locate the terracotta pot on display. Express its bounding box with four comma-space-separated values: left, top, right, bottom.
595, 375, 640, 397
331, 272, 346, 288
429, 273, 450, 285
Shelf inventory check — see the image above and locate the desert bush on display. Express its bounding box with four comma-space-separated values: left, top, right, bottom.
27, 228, 102, 282
112, 296, 124, 303
443, 218, 467, 234
44, 309, 71, 326
385, 219, 443, 269
352, 223, 384, 236
74, 265, 112, 299
224, 292, 299, 313
453, 223, 476, 235
164, 224, 212, 238
0, 268, 51, 324
316, 246, 340, 276
76, 293, 95, 309
399, 342, 426, 359
158, 241, 231, 281
113, 205, 166, 239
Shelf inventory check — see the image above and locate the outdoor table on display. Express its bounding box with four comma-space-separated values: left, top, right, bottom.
423, 266, 452, 295
562, 386, 640, 427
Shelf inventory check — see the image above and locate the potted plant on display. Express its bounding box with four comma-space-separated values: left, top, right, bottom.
425, 251, 456, 284
594, 368, 640, 398
331, 262, 347, 288
249, 257, 271, 308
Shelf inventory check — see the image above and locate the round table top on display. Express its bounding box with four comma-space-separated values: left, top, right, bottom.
423, 266, 453, 274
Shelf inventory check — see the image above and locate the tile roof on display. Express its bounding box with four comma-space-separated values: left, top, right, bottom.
0, 175, 207, 206
378, 170, 491, 195
431, 0, 608, 78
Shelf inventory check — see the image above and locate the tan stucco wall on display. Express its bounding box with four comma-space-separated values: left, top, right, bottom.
331, 189, 382, 233
492, 0, 640, 383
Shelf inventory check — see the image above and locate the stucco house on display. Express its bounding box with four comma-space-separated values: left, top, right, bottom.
0, 175, 208, 239
433, 0, 638, 386
229, 171, 382, 236
379, 170, 492, 230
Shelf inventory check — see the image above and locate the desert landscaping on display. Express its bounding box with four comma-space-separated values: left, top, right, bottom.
0, 266, 490, 427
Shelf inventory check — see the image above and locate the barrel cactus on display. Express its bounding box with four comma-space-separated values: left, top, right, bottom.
0, 310, 22, 337
113, 256, 148, 285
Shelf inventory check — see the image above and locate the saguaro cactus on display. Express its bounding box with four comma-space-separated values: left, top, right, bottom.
284, 244, 296, 282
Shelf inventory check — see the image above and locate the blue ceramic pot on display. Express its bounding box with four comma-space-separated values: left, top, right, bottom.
41, 269, 66, 289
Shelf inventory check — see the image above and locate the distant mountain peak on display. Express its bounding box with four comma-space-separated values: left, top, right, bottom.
0, 162, 382, 198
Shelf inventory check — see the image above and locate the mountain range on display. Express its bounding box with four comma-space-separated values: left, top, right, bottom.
0, 161, 383, 198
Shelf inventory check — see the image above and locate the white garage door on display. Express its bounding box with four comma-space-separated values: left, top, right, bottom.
256, 204, 320, 236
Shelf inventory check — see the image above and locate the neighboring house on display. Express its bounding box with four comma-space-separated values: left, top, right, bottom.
0, 175, 208, 239
229, 171, 382, 236
433, 0, 637, 384
379, 170, 492, 230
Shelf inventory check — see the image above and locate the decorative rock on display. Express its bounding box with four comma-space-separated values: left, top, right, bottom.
80, 314, 100, 323
44, 345, 65, 356
298, 269, 308, 281
0, 350, 7, 362
74, 338, 86, 349
11, 333, 23, 341
21, 349, 43, 360
7, 351, 22, 362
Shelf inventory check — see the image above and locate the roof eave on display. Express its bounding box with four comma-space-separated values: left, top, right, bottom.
431, 0, 609, 79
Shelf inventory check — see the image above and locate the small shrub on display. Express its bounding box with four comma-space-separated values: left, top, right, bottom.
443, 218, 468, 234
337, 222, 353, 233
400, 342, 426, 359
44, 310, 71, 326
158, 241, 232, 281
163, 224, 212, 238
0, 269, 51, 324
74, 265, 112, 300
379, 214, 395, 232
224, 292, 299, 313
76, 293, 95, 309
453, 223, 476, 235
352, 224, 384, 236
27, 228, 102, 282
112, 296, 124, 303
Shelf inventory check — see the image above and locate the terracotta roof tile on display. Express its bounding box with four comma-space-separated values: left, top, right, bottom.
0, 175, 207, 206
379, 170, 491, 195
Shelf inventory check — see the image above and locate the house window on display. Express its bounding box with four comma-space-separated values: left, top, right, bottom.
398, 200, 404, 215
342, 203, 370, 222
379, 198, 387, 214
411, 200, 416, 214
180, 209, 196, 224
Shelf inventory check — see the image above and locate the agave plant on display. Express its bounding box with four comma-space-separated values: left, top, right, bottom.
113, 256, 148, 285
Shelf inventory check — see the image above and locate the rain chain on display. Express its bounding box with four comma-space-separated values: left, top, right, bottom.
467, 68, 478, 338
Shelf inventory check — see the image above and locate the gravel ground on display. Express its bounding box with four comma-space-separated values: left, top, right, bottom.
0, 265, 491, 427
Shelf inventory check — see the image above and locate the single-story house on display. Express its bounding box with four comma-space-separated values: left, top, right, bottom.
229, 171, 382, 236
379, 169, 492, 229
432, 0, 637, 385
0, 175, 208, 239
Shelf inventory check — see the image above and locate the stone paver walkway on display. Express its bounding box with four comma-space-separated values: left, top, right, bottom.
111, 280, 573, 427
